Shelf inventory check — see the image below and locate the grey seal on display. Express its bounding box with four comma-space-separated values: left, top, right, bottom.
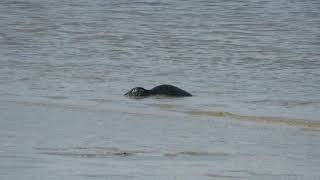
125, 84, 192, 97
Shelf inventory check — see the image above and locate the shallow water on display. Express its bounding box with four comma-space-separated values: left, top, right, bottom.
1, 0, 320, 179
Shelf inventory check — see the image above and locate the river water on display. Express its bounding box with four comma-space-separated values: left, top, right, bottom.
1, 0, 320, 179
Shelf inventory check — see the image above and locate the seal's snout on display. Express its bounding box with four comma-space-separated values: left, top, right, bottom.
124, 87, 149, 97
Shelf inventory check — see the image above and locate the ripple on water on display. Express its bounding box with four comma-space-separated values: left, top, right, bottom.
35, 146, 232, 159
164, 151, 230, 157
244, 99, 320, 107
35, 147, 144, 158
43, 96, 68, 100
80, 173, 134, 179
206, 173, 246, 179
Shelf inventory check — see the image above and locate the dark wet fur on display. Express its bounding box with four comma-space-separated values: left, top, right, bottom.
125, 84, 192, 97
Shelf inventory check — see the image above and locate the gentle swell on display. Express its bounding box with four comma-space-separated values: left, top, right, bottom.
5, 99, 320, 129
187, 110, 320, 128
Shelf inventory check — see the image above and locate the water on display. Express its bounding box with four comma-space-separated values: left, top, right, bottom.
1, 0, 320, 179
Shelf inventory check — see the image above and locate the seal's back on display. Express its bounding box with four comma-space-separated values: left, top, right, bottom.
150, 84, 192, 97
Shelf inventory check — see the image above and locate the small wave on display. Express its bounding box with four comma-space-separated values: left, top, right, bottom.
188, 111, 233, 117
35, 146, 232, 159
206, 173, 245, 179
80, 174, 134, 179
248, 171, 299, 178
148, 103, 182, 109
300, 128, 320, 133
187, 110, 320, 128
4, 100, 174, 119
7, 100, 93, 112
207, 170, 298, 179
36, 147, 147, 158
70, 32, 125, 44
43, 96, 68, 100
283, 100, 320, 107
244, 99, 320, 107
89, 98, 113, 103
164, 151, 230, 157
15, 27, 49, 33
3, 1, 44, 9
7, 99, 320, 129
40, 151, 133, 158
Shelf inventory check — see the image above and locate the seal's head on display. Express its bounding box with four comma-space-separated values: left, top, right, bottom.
124, 87, 150, 97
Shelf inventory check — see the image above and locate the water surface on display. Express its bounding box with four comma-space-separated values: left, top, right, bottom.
1, 0, 320, 179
